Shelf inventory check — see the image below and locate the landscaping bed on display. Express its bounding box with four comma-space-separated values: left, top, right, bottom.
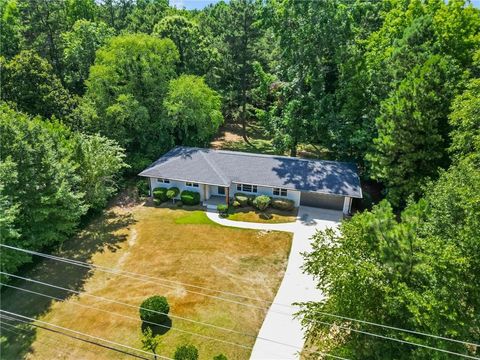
228, 207, 298, 224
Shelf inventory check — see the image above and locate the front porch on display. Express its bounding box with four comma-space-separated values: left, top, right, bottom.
203, 195, 227, 210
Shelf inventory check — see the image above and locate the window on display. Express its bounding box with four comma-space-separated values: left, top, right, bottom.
273, 188, 287, 197
186, 182, 199, 188
218, 186, 226, 195
157, 178, 170, 183
236, 184, 257, 193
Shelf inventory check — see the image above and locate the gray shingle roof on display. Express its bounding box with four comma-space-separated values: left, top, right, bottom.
139, 147, 362, 198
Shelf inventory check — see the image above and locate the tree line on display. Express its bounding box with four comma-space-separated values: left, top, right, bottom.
0, 0, 479, 358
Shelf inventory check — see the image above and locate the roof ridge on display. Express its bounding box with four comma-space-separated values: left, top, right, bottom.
199, 149, 230, 185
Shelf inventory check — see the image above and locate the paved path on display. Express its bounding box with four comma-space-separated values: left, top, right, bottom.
206, 207, 342, 359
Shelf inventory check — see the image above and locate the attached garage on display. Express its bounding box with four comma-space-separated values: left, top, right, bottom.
300, 192, 345, 210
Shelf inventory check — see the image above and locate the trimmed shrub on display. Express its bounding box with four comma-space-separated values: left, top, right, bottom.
153, 187, 168, 204
166, 186, 180, 200
217, 204, 228, 217
232, 200, 241, 208
247, 195, 256, 206
180, 190, 200, 205
213, 355, 228, 360
174, 344, 198, 360
139, 295, 170, 324
253, 195, 271, 210
234, 193, 249, 206
271, 198, 295, 211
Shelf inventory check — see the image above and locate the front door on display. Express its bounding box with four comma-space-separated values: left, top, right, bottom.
218, 186, 226, 195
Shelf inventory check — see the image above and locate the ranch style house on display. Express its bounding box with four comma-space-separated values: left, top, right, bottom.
139, 146, 362, 215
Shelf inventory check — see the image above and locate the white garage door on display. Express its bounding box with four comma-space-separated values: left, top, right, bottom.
300, 192, 344, 210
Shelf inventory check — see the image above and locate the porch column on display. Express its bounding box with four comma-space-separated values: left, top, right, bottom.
343, 197, 352, 215
226, 187, 230, 206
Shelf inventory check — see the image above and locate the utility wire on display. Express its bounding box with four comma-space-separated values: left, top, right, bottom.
0, 276, 252, 351
2, 243, 477, 350
2, 276, 477, 359
0, 311, 165, 360
0, 278, 347, 360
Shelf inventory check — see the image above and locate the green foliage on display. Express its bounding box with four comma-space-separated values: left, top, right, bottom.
137, 179, 150, 197
1, 50, 75, 119
166, 187, 180, 200
213, 354, 227, 360
126, 0, 169, 34
217, 204, 228, 216
233, 193, 249, 207
80, 34, 179, 171
153, 15, 212, 75
232, 200, 241, 208
0, 0, 23, 58
180, 190, 200, 206
174, 344, 199, 360
72, 133, 128, 210
252, 195, 270, 211
61, 19, 114, 94
0, 104, 88, 276
449, 77, 480, 160
270, 198, 294, 211
153, 187, 169, 204
141, 326, 162, 358
139, 295, 170, 325
164, 75, 223, 146
367, 55, 461, 206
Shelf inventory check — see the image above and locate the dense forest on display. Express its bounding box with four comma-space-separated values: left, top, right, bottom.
0, 0, 479, 358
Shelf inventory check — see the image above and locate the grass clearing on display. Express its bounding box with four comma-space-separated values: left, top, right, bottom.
228, 207, 298, 224
0, 194, 292, 360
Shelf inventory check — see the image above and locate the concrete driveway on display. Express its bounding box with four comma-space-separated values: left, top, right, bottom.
206, 206, 342, 359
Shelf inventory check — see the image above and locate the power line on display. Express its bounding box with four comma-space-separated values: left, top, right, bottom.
0, 279, 347, 360
2, 243, 477, 350
0, 311, 166, 360
0, 275, 253, 351
2, 276, 477, 359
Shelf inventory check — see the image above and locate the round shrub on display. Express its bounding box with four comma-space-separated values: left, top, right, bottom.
234, 193, 249, 206
213, 355, 228, 360
232, 200, 241, 208
174, 344, 198, 360
247, 195, 256, 206
153, 187, 168, 203
253, 195, 271, 210
180, 190, 200, 205
271, 198, 295, 211
166, 186, 180, 200
139, 295, 170, 325
217, 204, 228, 215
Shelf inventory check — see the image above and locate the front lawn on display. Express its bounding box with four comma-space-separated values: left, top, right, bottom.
0, 196, 292, 360
228, 207, 298, 224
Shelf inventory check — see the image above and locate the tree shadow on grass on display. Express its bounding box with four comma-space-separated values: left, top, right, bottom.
141, 317, 172, 337
0, 206, 136, 359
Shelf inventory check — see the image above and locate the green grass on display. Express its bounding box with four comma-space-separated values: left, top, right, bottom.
174, 210, 218, 225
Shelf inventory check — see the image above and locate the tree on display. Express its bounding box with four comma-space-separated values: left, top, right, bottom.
65, 0, 96, 27
367, 55, 461, 206
61, 19, 114, 94
164, 75, 223, 146
0, 0, 23, 58
153, 15, 211, 75
0, 104, 87, 275
80, 34, 179, 171
301, 190, 479, 359
1, 50, 75, 119
141, 327, 162, 360
449, 77, 480, 160
173, 345, 198, 360
73, 133, 127, 211
127, 0, 169, 34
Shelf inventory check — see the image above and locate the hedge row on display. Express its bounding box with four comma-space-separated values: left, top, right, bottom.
233, 193, 295, 211
153, 187, 200, 206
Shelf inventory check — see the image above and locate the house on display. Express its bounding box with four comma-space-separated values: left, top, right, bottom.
139, 146, 362, 215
